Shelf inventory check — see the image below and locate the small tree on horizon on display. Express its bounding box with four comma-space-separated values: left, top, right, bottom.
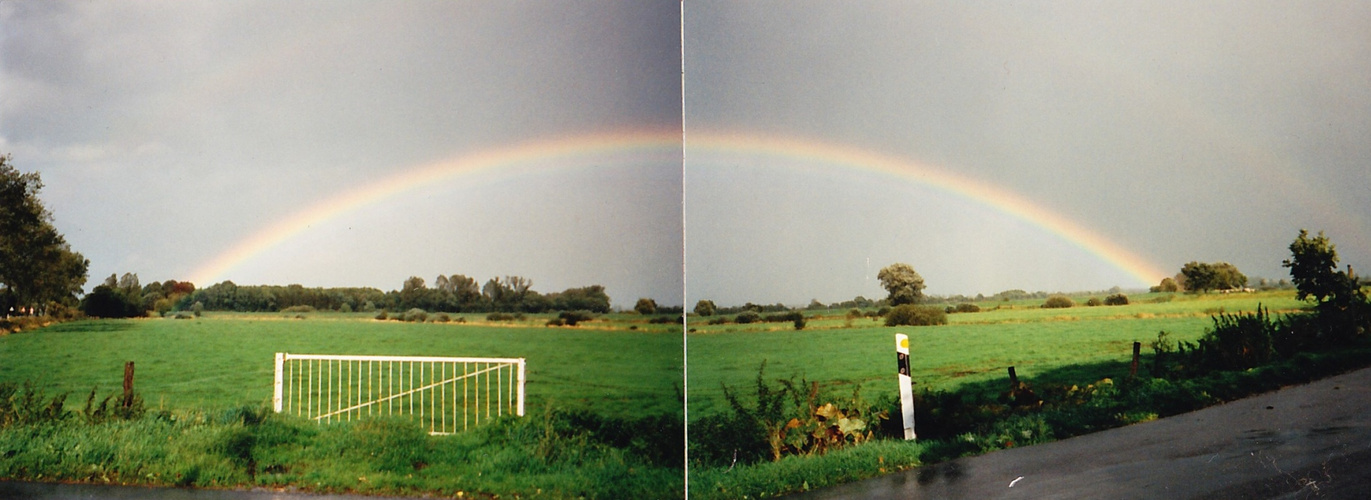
634, 297, 658, 315
693, 299, 717, 317
877, 263, 926, 306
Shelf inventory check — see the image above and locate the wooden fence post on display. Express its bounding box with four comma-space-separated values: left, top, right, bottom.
1007, 366, 1018, 388
122, 361, 135, 408
1130, 342, 1141, 379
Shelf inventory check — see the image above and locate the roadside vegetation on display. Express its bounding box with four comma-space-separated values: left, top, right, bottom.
687, 231, 1370, 498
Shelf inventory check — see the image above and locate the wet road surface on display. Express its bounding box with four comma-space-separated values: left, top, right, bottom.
791, 366, 1371, 499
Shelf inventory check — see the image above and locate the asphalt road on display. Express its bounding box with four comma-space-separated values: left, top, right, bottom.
791, 366, 1371, 499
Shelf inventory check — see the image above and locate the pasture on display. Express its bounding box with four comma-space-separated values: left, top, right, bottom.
0, 312, 684, 417
686, 290, 1308, 417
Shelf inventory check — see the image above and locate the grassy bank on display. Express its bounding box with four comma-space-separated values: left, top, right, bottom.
0, 402, 683, 498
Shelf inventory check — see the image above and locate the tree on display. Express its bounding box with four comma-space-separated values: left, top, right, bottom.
634, 297, 657, 315
0, 155, 89, 314
877, 263, 926, 306
1180, 261, 1247, 293
1151, 277, 1181, 293
693, 299, 717, 317
1283, 230, 1359, 306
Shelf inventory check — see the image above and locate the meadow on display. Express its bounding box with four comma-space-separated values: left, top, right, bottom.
0, 312, 683, 417
686, 290, 1306, 417
0, 312, 685, 499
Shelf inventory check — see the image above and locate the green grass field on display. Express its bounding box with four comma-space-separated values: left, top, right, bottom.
0, 313, 683, 417
686, 291, 1307, 417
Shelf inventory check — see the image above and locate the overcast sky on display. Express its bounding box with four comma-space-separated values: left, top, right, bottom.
685, 0, 1371, 306
1, 1, 683, 307
5, 2, 1370, 310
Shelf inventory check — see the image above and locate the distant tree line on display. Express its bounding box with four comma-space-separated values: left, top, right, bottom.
82, 273, 631, 317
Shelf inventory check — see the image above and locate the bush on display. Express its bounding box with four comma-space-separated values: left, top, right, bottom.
707, 317, 729, 325
558, 310, 594, 326
402, 308, 428, 322
374, 311, 388, 320
1104, 293, 1130, 306
486, 312, 523, 322
883, 304, 948, 327
762, 311, 803, 323
434, 313, 450, 323
1042, 295, 1075, 308
1085, 297, 1103, 307
735, 311, 760, 324
946, 303, 981, 314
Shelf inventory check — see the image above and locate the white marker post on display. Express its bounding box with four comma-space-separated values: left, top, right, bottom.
896, 333, 916, 440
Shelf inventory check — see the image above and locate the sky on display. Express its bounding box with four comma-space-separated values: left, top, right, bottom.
0, 1, 684, 307
684, 0, 1371, 306
4, 2, 1370, 311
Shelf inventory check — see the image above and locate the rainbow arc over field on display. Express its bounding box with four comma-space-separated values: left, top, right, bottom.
188, 130, 1168, 287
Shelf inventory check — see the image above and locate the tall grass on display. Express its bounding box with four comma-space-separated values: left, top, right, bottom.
0, 402, 684, 498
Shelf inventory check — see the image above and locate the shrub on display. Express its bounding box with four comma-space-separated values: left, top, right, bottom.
374, 311, 388, 320
735, 311, 760, 324
762, 311, 803, 323
434, 313, 450, 323
884, 304, 948, 327
707, 317, 729, 325
486, 312, 522, 322
338, 303, 353, 313
946, 303, 981, 314
1104, 293, 1130, 306
402, 308, 427, 322
1085, 297, 1103, 307
558, 310, 594, 326
1042, 295, 1075, 309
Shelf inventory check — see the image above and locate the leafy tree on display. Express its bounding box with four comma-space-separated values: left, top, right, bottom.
1180, 261, 1247, 293
634, 297, 657, 315
1151, 277, 1182, 293
693, 299, 717, 317
0, 155, 89, 315
877, 263, 926, 306
1283, 230, 1359, 306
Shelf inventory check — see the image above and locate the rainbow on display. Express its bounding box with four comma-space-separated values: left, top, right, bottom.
186, 129, 681, 285
687, 132, 1170, 286
188, 130, 1169, 287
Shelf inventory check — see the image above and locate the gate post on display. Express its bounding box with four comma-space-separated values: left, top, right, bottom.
273, 352, 285, 413
896, 334, 916, 440
516, 358, 526, 417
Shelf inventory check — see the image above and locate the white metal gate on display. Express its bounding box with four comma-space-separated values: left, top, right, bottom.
272, 353, 525, 434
